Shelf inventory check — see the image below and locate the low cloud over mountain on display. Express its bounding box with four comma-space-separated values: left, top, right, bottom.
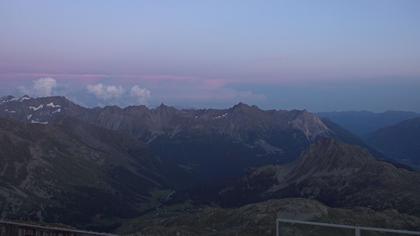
17, 78, 153, 107
18, 78, 58, 97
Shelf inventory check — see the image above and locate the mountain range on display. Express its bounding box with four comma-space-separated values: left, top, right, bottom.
219, 139, 420, 216
367, 117, 420, 169
0, 95, 372, 185
318, 110, 419, 137
0, 95, 419, 234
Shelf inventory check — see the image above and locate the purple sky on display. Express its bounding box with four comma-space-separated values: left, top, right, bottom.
1, 0, 420, 111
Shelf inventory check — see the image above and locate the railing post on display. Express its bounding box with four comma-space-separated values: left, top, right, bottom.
355, 227, 361, 236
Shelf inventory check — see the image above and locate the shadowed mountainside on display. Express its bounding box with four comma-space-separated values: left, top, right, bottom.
0, 95, 371, 185
0, 117, 168, 230
318, 111, 419, 137
220, 139, 420, 216
367, 117, 420, 169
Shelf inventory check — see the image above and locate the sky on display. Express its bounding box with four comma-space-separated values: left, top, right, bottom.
1, 0, 420, 111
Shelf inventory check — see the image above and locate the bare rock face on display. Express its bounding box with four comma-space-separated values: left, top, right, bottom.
290, 110, 332, 141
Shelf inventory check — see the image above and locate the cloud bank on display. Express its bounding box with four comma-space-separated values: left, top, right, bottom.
130, 85, 151, 104
19, 78, 58, 97
86, 83, 125, 101
11, 76, 267, 109
86, 83, 151, 105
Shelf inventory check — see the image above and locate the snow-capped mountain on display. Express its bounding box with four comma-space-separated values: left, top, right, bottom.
0, 95, 87, 125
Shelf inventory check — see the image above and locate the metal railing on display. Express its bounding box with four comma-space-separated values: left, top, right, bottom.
0, 220, 117, 236
276, 218, 420, 236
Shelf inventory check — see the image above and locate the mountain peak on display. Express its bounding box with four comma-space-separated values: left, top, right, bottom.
292, 138, 374, 178
0, 95, 33, 104
157, 102, 169, 108
290, 111, 331, 141
0, 95, 17, 103
155, 103, 176, 111
231, 102, 260, 113
19, 95, 32, 101
233, 102, 248, 107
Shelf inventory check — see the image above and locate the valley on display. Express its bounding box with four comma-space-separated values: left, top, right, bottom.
0, 95, 419, 234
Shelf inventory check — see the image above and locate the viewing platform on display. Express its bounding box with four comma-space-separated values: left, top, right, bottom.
277, 218, 420, 236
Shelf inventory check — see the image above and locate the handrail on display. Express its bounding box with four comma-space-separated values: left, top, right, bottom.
276, 218, 420, 236
0, 220, 117, 235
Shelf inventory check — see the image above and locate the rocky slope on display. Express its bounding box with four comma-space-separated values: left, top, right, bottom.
0, 117, 168, 230
117, 198, 420, 236
220, 139, 420, 216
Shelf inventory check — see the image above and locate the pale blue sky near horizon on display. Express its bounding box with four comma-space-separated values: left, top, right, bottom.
1, 0, 420, 112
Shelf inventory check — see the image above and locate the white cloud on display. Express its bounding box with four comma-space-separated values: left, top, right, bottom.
19, 78, 58, 97
87, 83, 125, 100
130, 85, 151, 104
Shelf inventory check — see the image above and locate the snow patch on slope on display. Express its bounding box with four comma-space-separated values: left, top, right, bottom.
214, 113, 228, 119
4, 109, 16, 113
46, 102, 61, 108
19, 96, 31, 102
31, 120, 48, 125
29, 105, 44, 111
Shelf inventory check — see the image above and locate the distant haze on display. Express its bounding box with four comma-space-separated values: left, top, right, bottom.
1, 0, 420, 111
